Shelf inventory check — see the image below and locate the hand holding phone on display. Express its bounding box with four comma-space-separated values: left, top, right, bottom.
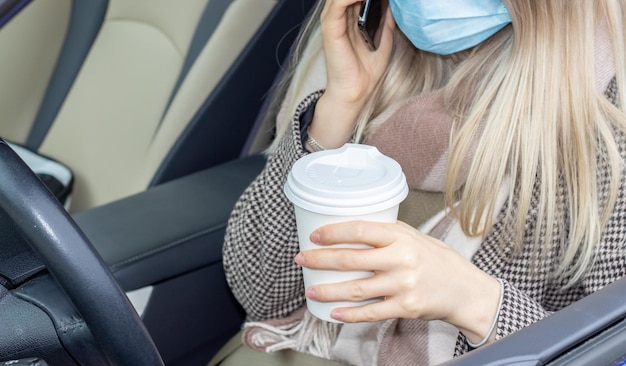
358, 0, 387, 51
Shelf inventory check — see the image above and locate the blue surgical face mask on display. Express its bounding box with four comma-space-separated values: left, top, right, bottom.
388, 0, 512, 55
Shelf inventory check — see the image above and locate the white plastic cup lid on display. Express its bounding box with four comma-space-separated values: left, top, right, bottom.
284, 143, 408, 215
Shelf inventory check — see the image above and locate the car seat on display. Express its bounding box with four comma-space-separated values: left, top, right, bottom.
0, 0, 315, 213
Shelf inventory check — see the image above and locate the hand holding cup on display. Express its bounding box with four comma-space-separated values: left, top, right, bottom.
284, 143, 408, 323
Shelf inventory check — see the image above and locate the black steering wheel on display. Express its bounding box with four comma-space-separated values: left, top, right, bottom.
0, 139, 164, 366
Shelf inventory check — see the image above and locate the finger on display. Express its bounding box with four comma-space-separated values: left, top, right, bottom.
298, 246, 395, 272
312, 220, 414, 248
345, 2, 363, 48
306, 272, 397, 302
321, 0, 363, 35
377, 6, 396, 55
330, 296, 402, 323
323, 0, 364, 16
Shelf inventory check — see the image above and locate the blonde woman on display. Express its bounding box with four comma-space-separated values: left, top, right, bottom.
216, 0, 626, 364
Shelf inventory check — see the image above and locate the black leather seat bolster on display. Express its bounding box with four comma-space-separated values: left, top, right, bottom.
73, 154, 266, 290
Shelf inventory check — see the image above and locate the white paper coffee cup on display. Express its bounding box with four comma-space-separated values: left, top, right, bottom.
284, 143, 408, 323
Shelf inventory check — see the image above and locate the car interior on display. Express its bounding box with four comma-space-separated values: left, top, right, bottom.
0, 0, 309, 213
0, 0, 314, 364
0, 0, 625, 365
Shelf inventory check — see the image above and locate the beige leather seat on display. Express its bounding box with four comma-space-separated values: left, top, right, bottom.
0, 0, 313, 212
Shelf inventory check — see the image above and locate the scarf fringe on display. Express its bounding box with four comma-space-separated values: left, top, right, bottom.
243, 310, 342, 359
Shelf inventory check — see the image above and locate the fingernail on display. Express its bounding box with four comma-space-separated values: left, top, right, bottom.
295, 252, 305, 266
310, 230, 320, 244
330, 309, 343, 321
306, 287, 316, 300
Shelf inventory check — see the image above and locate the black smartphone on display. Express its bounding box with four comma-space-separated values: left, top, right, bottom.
357, 0, 386, 51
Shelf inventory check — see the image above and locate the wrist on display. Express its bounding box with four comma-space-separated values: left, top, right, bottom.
453, 275, 503, 347
466, 278, 504, 348
305, 128, 326, 152
307, 93, 363, 149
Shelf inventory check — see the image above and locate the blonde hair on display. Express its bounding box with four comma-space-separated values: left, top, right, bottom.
268, 0, 626, 285
447, 0, 626, 285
